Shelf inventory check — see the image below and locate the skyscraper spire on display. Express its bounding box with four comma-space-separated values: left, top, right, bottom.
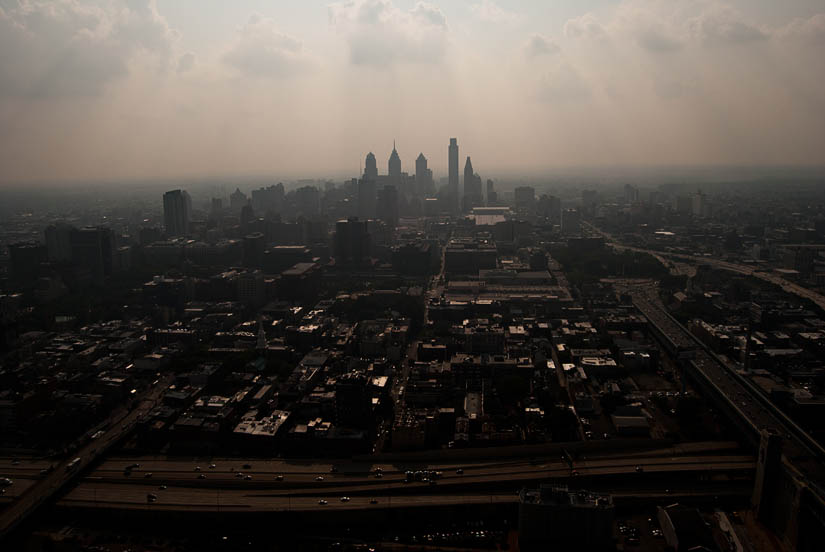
388, 142, 401, 178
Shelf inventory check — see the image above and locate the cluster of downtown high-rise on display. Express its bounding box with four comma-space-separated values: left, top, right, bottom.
357, 138, 494, 222
161, 138, 500, 241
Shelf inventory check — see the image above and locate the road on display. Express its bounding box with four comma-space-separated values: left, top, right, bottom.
59, 486, 750, 514
0, 376, 172, 540
586, 221, 825, 311
580, 221, 825, 502
629, 292, 825, 498
58, 447, 754, 513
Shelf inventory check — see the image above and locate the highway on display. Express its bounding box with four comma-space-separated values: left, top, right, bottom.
586, 222, 825, 471
630, 292, 825, 498
55, 444, 754, 513
586, 221, 825, 311
59, 486, 750, 514
0, 376, 173, 540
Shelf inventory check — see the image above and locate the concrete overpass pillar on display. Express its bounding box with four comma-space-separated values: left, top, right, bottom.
752, 428, 781, 522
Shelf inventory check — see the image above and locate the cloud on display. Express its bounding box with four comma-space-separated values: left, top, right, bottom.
0, 0, 177, 97
176, 52, 195, 74
564, 13, 608, 40
472, 1, 520, 24
537, 63, 590, 103
329, 0, 448, 67
635, 28, 682, 53
581, 2, 683, 53
565, 2, 777, 51
687, 6, 768, 45
223, 15, 314, 78
524, 34, 560, 58
777, 13, 825, 44
654, 78, 698, 100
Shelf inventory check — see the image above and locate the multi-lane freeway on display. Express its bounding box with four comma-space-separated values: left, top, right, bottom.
630, 292, 825, 500
586, 221, 825, 311
0, 376, 172, 540
52, 442, 754, 513
587, 223, 825, 476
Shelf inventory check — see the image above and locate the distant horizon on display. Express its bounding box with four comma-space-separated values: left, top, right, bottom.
2, 163, 825, 192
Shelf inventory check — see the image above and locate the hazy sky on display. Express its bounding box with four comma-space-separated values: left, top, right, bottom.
1, 0, 824, 183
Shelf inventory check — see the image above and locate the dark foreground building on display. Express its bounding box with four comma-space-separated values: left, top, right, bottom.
518, 485, 614, 551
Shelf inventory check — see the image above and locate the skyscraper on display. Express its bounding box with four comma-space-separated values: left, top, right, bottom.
388, 141, 401, 179
378, 185, 399, 228
229, 187, 247, 212
163, 189, 191, 237
463, 157, 482, 211
515, 186, 536, 211
486, 179, 496, 205
44, 223, 73, 262
415, 153, 433, 196
70, 227, 114, 285
364, 152, 378, 181
334, 217, 371, 266
358, 178, 377, 220
448, 138, 459, 213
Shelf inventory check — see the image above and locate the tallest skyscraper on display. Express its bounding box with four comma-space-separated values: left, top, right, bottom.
448, 138, 459, 214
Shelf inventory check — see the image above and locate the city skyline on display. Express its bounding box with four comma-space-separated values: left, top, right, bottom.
1, 0, 824, 184
3, 2, 825, 550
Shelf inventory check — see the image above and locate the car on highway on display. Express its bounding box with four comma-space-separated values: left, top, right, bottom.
209, 463, 216, 469
244, 475, 252, 481
158, 485, 167, 490
144, 472, 153, 478
146, 493, 157, 503
315, 476, 325, 482
275, 474, 284, 481
318, 499, 327, 505
617, 522, 629, 535
369, 498, 378, 504
635, 466, 643, 473
194, 466, 201, 472
0, 477, 13, 487
455, 468, 464, 475
340, 496, 350, 502
197, 473, 206, 479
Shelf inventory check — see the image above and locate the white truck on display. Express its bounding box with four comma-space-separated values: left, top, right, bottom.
66, 457, 81, 472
